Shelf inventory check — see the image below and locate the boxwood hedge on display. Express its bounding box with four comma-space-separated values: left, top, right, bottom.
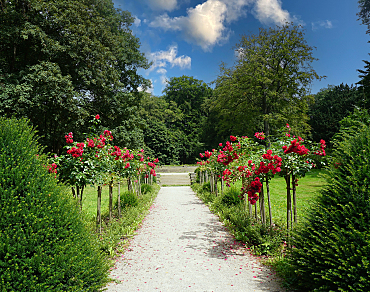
0, 118, 111, 291
288, 125, 370, 291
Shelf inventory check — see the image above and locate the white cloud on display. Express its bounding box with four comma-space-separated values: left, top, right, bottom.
150, 0, 298, 50
311, 20, 333, 30
253, 0, 291, 25
134, 16, 141, 27
160, 75, 168, 86
150, 13, 183, 31
145, 0, 178, 12
146, 45, 190, 93
150, 0, 230, 51
148, 45, 191, 72
220, 0, 253, 22
156, 68, 167, 74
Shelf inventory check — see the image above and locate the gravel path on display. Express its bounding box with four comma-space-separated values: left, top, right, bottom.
105, 186, 285, 292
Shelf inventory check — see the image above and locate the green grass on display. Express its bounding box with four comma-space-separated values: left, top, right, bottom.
192, 169, 328, 258
70, 181, 160, 258
219, 169, 326, 227
268, 169, 327, 226
80, 184, 119, 220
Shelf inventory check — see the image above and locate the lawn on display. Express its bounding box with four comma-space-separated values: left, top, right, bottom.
220, 169, 327, 227
268, 169, 327, 225
69, 180, 136, 221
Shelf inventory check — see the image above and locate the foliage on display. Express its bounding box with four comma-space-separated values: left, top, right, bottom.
139, 76, 213, 164
212, 23, 322, 140
0, 0, 150, 153
332, 107, 370, 148
287, 125, 370, 291
162, 76, 213, 164
141, 183, 154, 194
97, 183, 159, 257
356, 60, 370, 109
309, 84, 366, 145
0, 117, 110, 291
220, 187, 240, 206
139, 93, 183, 164
117, 191, 139, 209
356, 0, 370, 113
53, 115, 158, 192
358, 0, 370, 33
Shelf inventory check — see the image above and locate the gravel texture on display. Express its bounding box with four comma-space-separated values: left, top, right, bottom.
105, 186, 285, 292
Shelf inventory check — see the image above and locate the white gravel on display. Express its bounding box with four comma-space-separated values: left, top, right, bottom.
105, 186, 285, 292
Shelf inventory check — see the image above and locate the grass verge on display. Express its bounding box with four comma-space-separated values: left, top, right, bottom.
75, 182, 160, 258
192, 169, 326, 256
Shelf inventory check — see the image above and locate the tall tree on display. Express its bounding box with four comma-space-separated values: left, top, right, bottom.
309, 84, 365, 145
358, 0, 370, 32
212, 23, 322, 140
163, 76, 213, 164
0, 0, 150, 153
139, 92, 185, 165
356, 0, 370, 109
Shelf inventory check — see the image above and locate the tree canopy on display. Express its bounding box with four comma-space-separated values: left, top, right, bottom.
212, 23, 322, 140
356, 0, 370, 110
0, 0, 150, 153
309, 84, 366, 145
138, 76, 213, 164
163, 76, 213, 163
358, 0, 370, 33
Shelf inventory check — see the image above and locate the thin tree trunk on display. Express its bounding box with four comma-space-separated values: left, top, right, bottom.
214, 174, 218, 196
127, 177, 132, 192
71, 187, 76, 198
266, 177, 272, 227
292, 174, 297, 223
117, 181, 121, 218
254, 202, 258, 221
221, 178, 224, 194
137, 175, 141, 196
285, 170, 291, 247
80, 185, 84, 211
76, 186, 80, 209
259, 181, 265, 225
109, 179, 113, 222
97, 186, 102, 234
210, 172, 214, 193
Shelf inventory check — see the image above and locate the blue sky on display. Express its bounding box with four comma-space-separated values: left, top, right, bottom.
113, 0, 369, 97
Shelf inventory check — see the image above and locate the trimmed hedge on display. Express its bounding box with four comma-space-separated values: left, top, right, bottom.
0, 118, 110, 291
288, 125, 370, 291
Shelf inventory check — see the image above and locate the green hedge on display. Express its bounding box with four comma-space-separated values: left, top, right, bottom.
288, 125, 370, 291
0, 118, 110, 291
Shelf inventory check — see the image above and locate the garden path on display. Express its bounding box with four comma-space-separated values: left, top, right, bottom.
105, 186, 285, 292
156, 165, 197, 186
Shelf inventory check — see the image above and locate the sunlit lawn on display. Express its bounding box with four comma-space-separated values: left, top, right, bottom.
268, 169, 327, 226
72, 180, 129, 220
220, 169, 327, 227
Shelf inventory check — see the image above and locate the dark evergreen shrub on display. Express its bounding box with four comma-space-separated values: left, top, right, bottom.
288, 125, 370, 291
200, 182, 211, 193
0, 118, 110, 291
141, 183, 153, 194
119, 191, 139, 208
221, 188, 240, 206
